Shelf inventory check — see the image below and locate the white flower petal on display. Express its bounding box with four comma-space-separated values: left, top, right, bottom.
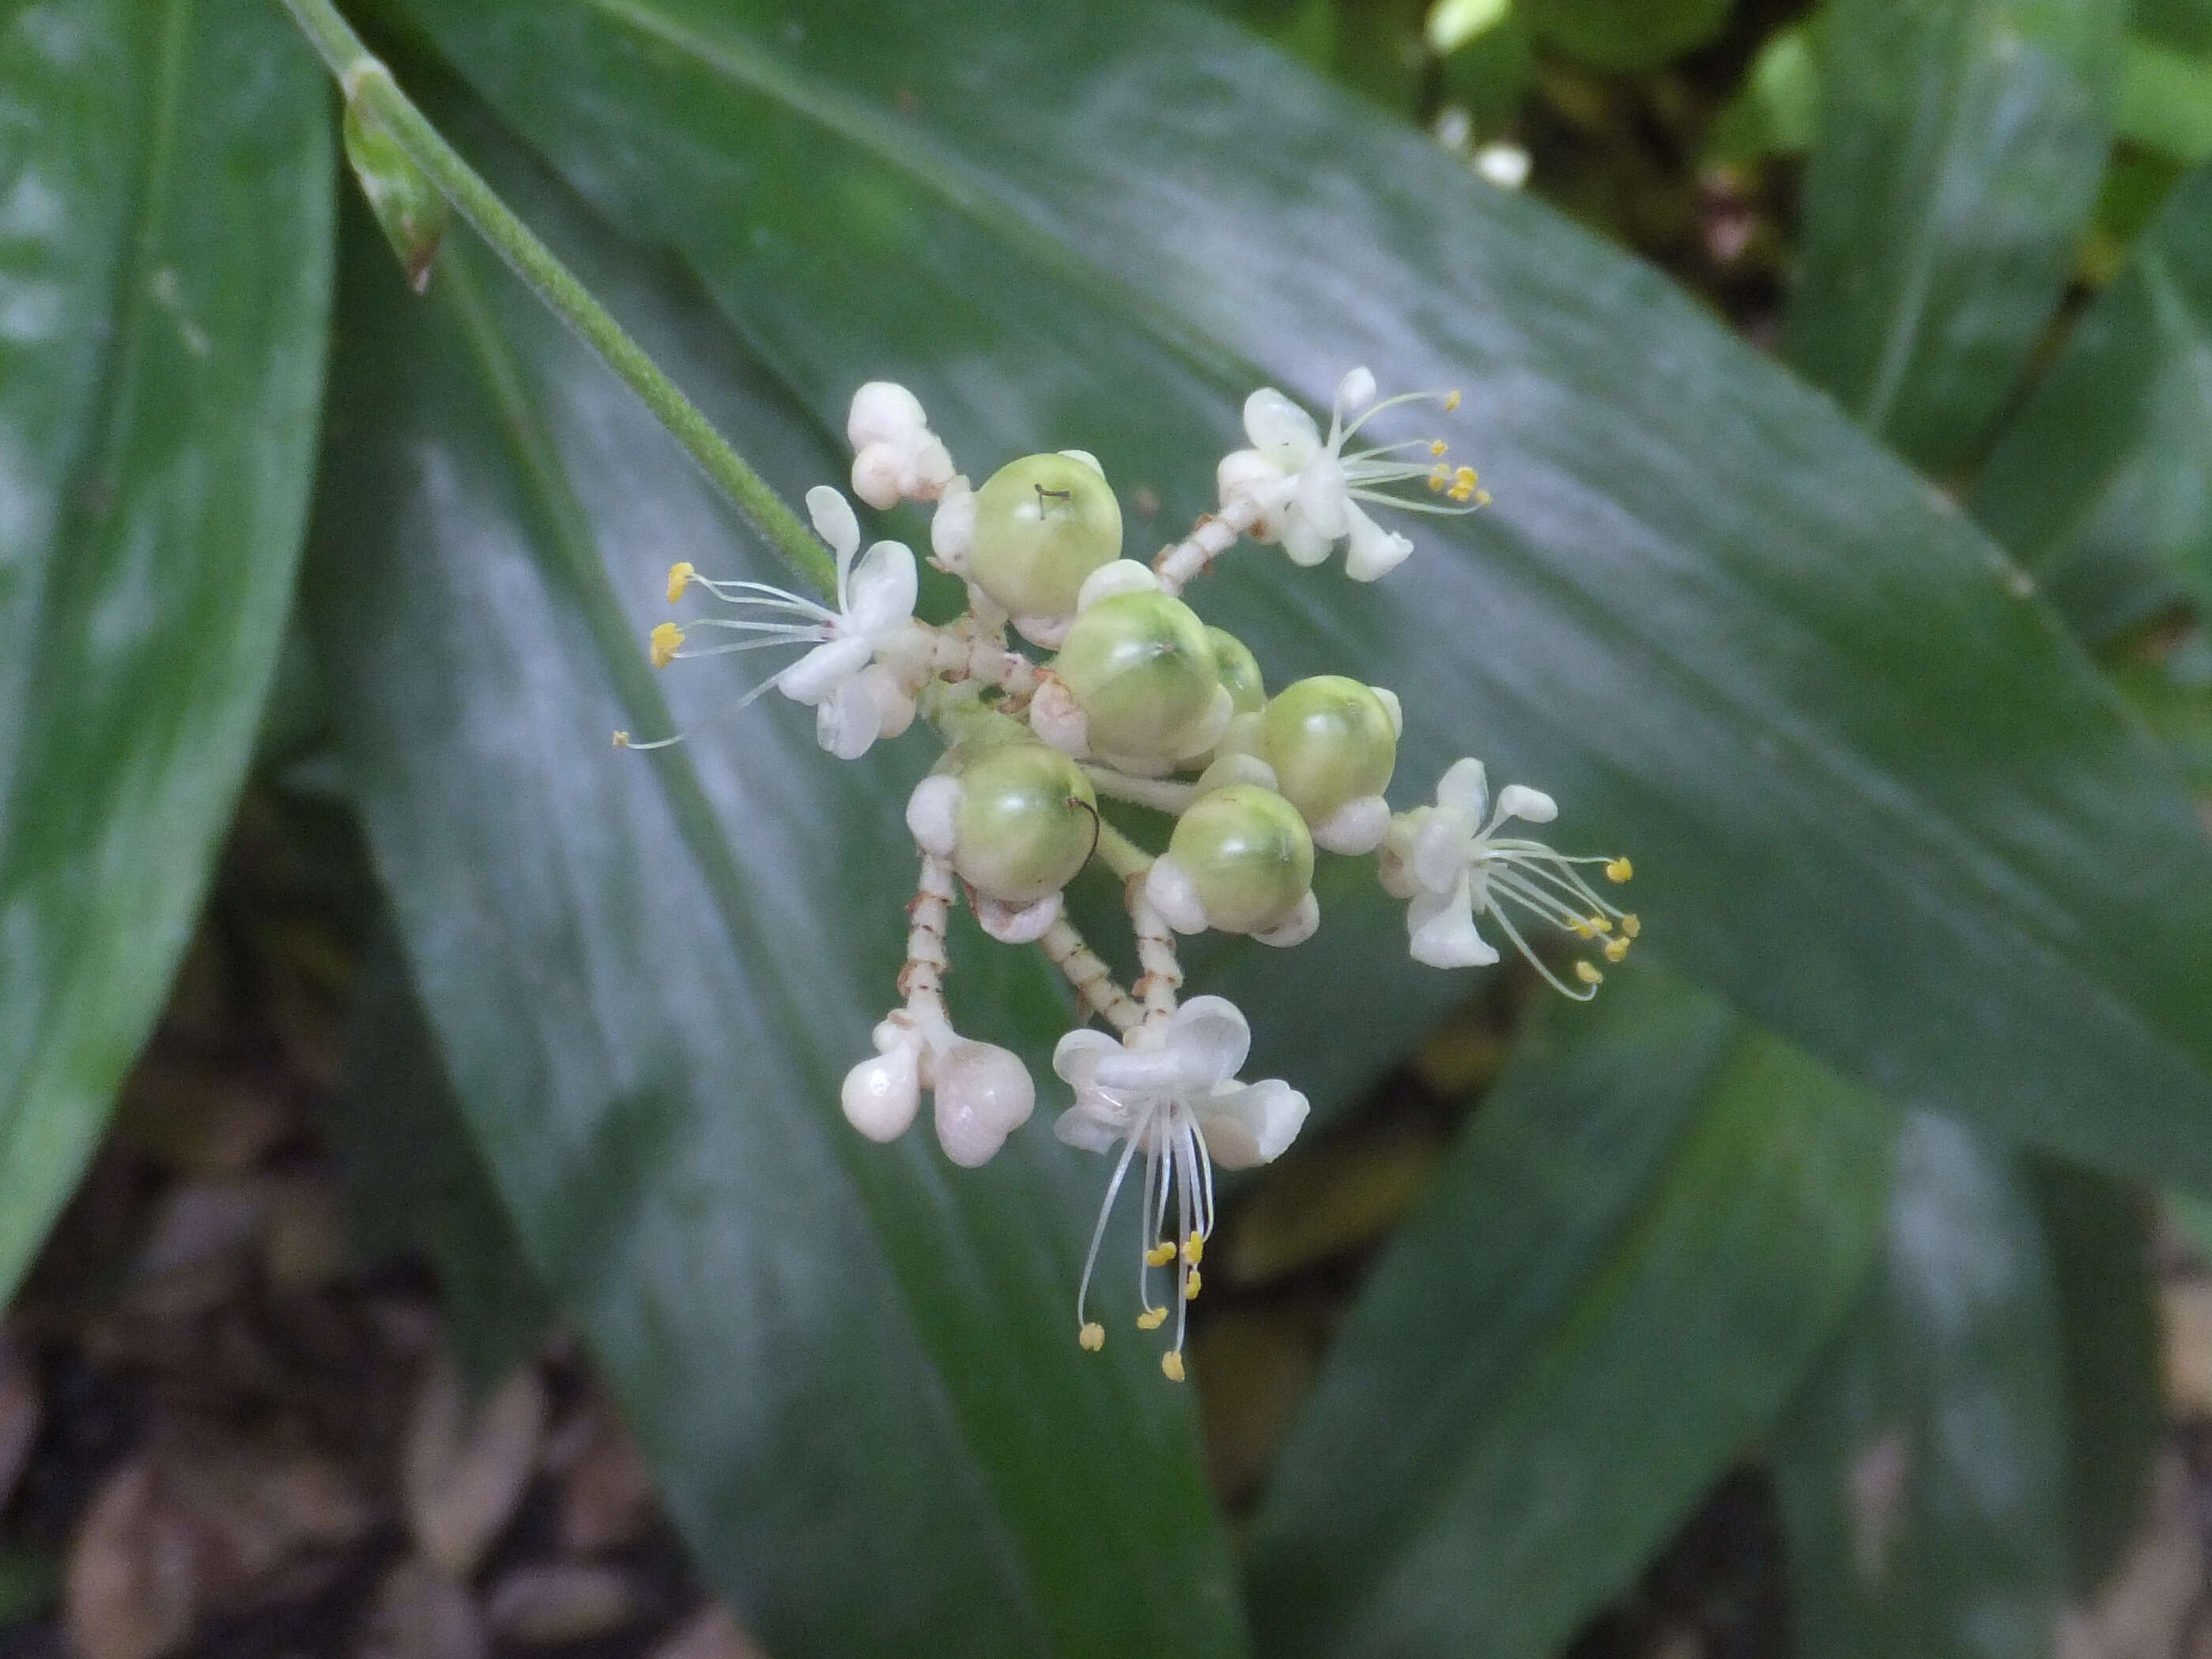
816, 674, 884, 759
974, 890, 1062, 944
1334, 366, 1377, 414
1279, 511, 1335, 567
1051, 1027, 1124, 1090
1244, 387, 1322, 463
1435, 757, 1489, 818
1092, 1045, 1187, 1094
1412, 808, 1474, 893
930, 476, 975, 565
1196, 1078, 1309, 1170
1496, 784, 1557, 824
1165, 995, 1251, 1089
850, 447, 903, 512
841, 1044, 921, 1142
806, 484, 861, 561
1343, 502, 1414, 581
1294, 454, 1351, 540
932, 1041, 1035, 1167
1052, 1103, 1124, 1155
775, 635, 871, 705
847, 540, 918, 635
1408, 877, 1499, 968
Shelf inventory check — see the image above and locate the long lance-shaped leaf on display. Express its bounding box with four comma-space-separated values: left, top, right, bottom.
303, 102, 1241, 1659
0, 0, 332, 1297
1785, 0, 2122, 473
1244, 968, 1892, 1659
1972, 161, 2212, 645
387, 0, 2212, 1192
1774, 1110, 2069, 1659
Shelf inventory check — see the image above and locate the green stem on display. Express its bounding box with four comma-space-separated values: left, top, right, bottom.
277, 0, 837, 597
1094, 822, 1155, 881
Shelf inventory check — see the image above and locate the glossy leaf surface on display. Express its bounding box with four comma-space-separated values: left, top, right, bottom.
1786, 0, 2122, 471
1775, 1111, 2067, 1659
0, 0, 332, 1296
394, 0, 2212, 1194
1246, 970, 1892, 1659
304, 113, 1239, 1659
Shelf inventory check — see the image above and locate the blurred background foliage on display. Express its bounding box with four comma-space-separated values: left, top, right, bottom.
3, 0, 2212, 1656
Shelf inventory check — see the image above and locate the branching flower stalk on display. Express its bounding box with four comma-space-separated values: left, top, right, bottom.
282, 0, 1640, 1384
654, 374, 1641, 1381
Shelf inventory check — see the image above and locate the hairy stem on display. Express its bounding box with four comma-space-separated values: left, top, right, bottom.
277, 0, 837, 596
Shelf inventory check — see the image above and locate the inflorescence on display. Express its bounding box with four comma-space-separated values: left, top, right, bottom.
636, 371, 1636, 1381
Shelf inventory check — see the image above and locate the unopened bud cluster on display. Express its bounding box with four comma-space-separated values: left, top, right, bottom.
636, 368, 1638, 1378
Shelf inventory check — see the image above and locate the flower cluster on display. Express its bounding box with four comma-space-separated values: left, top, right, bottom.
639, 371, 1637, 1380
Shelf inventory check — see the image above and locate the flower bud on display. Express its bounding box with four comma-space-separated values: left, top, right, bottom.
1259, 676, 1399, 826
1206, 627, 1266, 715
932, 1041, 1036, 1167
968, 452, 1124, 620
1165, 784, 1315, 934
842, 1037, 922, 1142
949, 743, 1099, 903
1053, 591, 1228, 762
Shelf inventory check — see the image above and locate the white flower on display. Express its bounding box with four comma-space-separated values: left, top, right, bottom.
1381, 758, 1637, 999
841, 1014, 1035, 1168
1053, 996, 1308, 1378
657, 486, 919, 759
847, 380, 955, 509
1216, 368, 1485, 581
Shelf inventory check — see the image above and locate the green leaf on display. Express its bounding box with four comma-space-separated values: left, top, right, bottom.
1773, 1111, 2068, 1659
1519, 0, 1731, 70
329, 935, 555, 1393
2137, 0, 2212, 57
1972, 162, 2212, 633
2119, 37, 2212, 166
1705, 14, 1824, 167
2025, 1156, 2161, 1599
1785, 0, 2123, 472
398, 0, 2212, 1193
0, 0, 332, 1298
304, 102, 1240, 1659
1245, 968, 1892, 1659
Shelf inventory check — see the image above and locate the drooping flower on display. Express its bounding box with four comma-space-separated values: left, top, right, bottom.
658, 486, 919, 758
1380, 758, 1636, 998
1053, 996, 1308, 1379
1216, 368, 1485, 581
847, 380, 956, 510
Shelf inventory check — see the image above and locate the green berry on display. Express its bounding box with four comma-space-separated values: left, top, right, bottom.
968, 452, 1123, 618
1054, 591, 1225, 761
1259, 676, 1398, 825
1206, 627, 1266, 715
1170, 785, 1314, 934
952, 743, 1098, 903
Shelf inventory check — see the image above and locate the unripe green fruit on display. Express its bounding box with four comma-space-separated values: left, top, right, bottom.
1206, 627, 1266, 715
968, 453, 1123, 618
1259, 676, 1398, 825
1171, 785, 1314, 934
1054, 591, 1224, 761
952, 744, 1098, 903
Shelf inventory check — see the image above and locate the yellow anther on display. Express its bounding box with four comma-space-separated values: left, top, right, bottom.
1606, 857, 1633, 882
1574, 961, 1604, 986
1183, 1268, 1202, 1301
1444, 389, 1463, 411
1569, 918, 1595, 939
613, 731, 631, 748
1182, 1232, 1204, 1266
666, 561, 695, 603
1161, 1352, 1186, 1382
1428, 465, 1449, 493
1144, 1241, 1176, 1268
1621, 914, 1641, 938
1448, 465, 1482, 503
1137, 1307, 1168, 1331
1605, 936, 1632, 962
1590, 915, 1614, 934
1078, 1321, 1105, 1351
649, 622, 684, 669
1475, 488, 1493, 508
1429, 440, 1448, 455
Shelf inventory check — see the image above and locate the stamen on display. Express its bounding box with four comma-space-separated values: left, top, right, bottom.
1605, 936, 1632, 962
1145, 1241, 1177, 1268
1182, 1232, 1203, 1265
1621, 914, 1641, 938
1429, 440, 1448, 455
1428, 466, 1448, 493
1161, 1352, 1185, 1381
613, 731, 685, 752
1606, 858, 1633, 882
1074, 1136, 1141, 1343
1079, 1322, 1104, 1351
1183, 1268, 1202, 1301
1574, 961, 1603, 985
649, 622, 684, 669
1444, 389, 1463, 410
1138, 1308, 1168, 1331
666, 561, 694, 602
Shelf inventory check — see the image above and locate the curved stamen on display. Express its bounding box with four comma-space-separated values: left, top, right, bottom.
1076, 1135, 1141, 1344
